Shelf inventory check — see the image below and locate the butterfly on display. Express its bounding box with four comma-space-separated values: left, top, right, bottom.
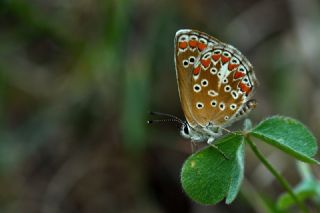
174, 29, 258, 144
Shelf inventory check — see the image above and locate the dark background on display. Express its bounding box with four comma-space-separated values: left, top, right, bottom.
1, 0, 320, 212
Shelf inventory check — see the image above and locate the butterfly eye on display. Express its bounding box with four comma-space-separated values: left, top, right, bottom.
223, 51, 231, 57
231, 57, 239, 64
213, 49, 222, 55
183, 125, 189, 135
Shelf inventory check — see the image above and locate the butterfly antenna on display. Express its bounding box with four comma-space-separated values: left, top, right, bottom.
149, 111, 186, 125
147, 118, 184, 126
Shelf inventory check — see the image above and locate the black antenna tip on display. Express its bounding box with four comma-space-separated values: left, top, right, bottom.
149, 111, 155, 115
147, 120, 153, 124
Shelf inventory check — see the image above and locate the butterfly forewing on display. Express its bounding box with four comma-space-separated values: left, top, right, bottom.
175, 29, 258, 129
174, 29, 220, 127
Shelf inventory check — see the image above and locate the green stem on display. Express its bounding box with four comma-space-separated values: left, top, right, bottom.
245, 135, 309, 213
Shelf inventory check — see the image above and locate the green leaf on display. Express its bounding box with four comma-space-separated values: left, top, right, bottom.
225, 140, 245, 204
250, 116, 318, 163
181, 134, 245, 205
277, 181, 318, 210
277, 162, 320, 210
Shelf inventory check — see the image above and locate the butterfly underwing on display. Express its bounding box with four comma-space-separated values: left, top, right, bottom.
174, 29, 258, 143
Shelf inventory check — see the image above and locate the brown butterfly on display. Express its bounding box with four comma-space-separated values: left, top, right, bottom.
174, 29, 258, 144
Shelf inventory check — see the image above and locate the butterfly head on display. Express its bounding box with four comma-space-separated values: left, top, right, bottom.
148, 111, 192, 136
147, 111, 204, 141
180, 122, 191, 138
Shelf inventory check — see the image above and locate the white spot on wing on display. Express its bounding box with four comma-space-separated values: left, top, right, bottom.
196, 102, 204, 109
222, 51, 231, 58
222, 78, 228, 84
175, 29, 192, 37
189, 35, 198, 41
238, 65, 246, 73
231, 90, 239, 99
230, 57, 240, 64
219, 102, 225, 111
182, 60, 189, 68
210, 100, 217, 107
230, 104, 237, 110
224, 85, 231, 92
207, 42, 216, 48
208, 90, 218, 97
199, 38, 207, 45
203, 52, 211, 60
193, 84, 201, 92
210, 67, 218, 75
213, 49, 222, 54
178, 35, 189, 42
218, 61, 231, 86
201, 79, 208, 87
189, 56, 195, 64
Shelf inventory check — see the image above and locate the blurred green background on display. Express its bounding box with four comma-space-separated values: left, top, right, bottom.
1, 0, 320, 212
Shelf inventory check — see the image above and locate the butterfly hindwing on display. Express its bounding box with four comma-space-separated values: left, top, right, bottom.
190, 45, 258, 127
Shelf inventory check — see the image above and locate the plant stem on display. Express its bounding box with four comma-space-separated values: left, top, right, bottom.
245, 135, 309, 213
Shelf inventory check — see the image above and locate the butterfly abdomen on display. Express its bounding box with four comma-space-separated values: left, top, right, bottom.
236, 99, 257, 117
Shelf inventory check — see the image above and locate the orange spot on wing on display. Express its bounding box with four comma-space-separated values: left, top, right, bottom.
221, 56, 230, 64
198, 43, 207, 51
234, 71, 245, 79
189, 40, 198, 48
212, 54, 221, 61
228, 63, 239, 71
239, 82, 252, 95
193, 66, 201, 75
179, 41, 187, 49
201, 59, 211, 68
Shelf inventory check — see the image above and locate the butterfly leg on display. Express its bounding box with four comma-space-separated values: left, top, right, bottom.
202, 125, 223, 138
220, 126, 231, 134
190, 140, 198, 153
207, 137, 230, 160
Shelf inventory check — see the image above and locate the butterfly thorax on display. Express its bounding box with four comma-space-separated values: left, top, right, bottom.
180, 122, 223, 142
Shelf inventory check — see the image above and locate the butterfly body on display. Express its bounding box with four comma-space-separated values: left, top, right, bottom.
174, 29, 258, 143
